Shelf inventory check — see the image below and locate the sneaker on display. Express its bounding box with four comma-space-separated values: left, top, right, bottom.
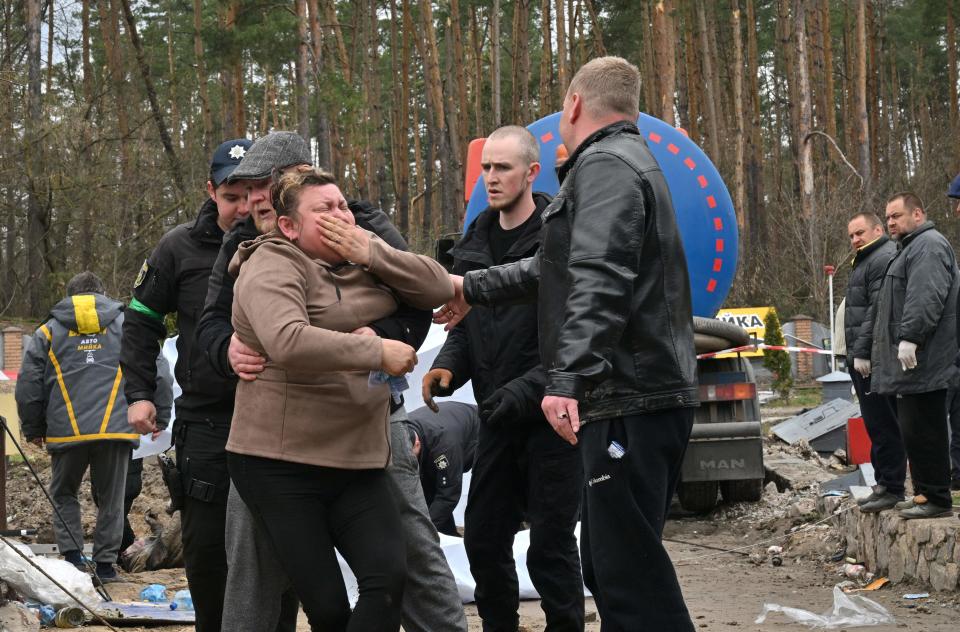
857, 485, 888, 506
899, 502, 954, 520
860, 491, 903, 513
95, 562, 124, 584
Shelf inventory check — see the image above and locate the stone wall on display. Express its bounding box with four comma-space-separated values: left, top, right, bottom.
826, 498, 959, 592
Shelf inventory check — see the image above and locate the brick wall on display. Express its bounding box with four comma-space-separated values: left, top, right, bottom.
3, 326, 24, 373
791, 315, 814, 384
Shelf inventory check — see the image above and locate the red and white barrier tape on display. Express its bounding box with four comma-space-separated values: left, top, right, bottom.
697, 343, 834, 360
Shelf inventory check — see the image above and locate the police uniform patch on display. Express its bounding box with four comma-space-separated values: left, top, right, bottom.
134, 259, 149, 288
434, 454, 449, 470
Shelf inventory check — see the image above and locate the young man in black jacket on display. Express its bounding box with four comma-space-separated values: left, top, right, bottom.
843, 212, 905, 513
436, 58, 699, 630
119, 138, 251, 632
195, 132, 467, 632
423, 125, 585, 631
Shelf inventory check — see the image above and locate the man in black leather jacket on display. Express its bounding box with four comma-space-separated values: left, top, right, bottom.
423, 126, 585, 631
436, 57, 697, 630
843, 212, 905, 513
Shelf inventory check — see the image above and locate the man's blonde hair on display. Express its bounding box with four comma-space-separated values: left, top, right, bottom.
566, 56, 641, 119
487, 125, 540, 166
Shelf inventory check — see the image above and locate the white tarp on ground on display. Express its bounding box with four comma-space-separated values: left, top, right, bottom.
0, 539, 103, 609
337, 524, 590, 605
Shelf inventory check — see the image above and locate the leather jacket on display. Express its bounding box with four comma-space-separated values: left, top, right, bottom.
463, 121, 698, 424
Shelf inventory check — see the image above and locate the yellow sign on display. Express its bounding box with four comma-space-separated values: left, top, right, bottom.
714, 307, 774, 358
0, 389, 24, 456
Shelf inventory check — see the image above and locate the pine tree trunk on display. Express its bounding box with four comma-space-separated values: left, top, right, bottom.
730, 0, 745, 232
295, 0, 310, 142
948, 0, 958, 169
555, 0, 568, 102
166, 14, 180, 150
744, 0, 764, 250
640, 1, 658, 114
653, 1, 676, 125
193, 0, 213, 153
794, 0, 814, 220
855, 0, 871, 187
696, 0, 720, 160
492, 2, 502, 127
820, 0, 837, 139
583, 0, 605, 56
25, 0, 47, 315
539, 0, 553, 116
307, 0, 331, 168
684, 3, 701, 143
82, 0, 94, 109
471, 6, 484, 134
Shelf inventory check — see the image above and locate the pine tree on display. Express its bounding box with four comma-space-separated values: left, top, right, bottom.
763, 310, 793, 402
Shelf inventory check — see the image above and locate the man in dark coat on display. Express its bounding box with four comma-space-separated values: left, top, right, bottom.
435, 57, 698, 630
872, 192, 959, 519
843, 212, 906, 512
423, 125, 585, 630
945, 174, 960, 491
405, 402, 479, 537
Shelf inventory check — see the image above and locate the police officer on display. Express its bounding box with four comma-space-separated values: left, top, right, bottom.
120, 139, 251, 632
405, 402, 479, 536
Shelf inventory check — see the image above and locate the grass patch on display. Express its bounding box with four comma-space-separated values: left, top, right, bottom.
764, 389, 823, 409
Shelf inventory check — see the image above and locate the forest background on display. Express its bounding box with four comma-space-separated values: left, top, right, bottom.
1, 0, 958, 328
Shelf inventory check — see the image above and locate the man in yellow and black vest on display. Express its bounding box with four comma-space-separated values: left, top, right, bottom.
15, 272, 168, 583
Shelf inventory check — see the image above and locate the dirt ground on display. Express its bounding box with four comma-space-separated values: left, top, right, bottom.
5, 425, 960, 631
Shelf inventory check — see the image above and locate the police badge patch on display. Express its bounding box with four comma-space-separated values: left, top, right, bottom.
134, 260, 149, 288
434, 454, 449, 470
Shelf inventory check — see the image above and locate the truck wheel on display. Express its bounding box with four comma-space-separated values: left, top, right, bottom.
678, 481, 719, 513
720, 479, 764, 503
692, 316, 751, 347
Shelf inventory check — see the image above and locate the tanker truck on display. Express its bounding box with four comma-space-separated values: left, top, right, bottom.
442, 112, 763, 514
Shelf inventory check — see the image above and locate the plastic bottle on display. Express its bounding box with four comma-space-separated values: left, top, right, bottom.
170, 589, 194, 611
54, 606, 85, 628
140, 583, 168, 603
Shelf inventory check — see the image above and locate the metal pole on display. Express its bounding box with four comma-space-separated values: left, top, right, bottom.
826, 268, 836, 372
1, 416, 7, 531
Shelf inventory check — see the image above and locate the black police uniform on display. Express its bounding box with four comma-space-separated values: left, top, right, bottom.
120, 198, 235, 632
405, 402, 479, 536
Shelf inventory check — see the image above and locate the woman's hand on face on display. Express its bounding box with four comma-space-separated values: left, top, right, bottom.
319, 216, 370, 266
381, 339, 417, 376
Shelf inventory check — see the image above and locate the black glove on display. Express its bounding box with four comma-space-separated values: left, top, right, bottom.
480, 386, 524, 425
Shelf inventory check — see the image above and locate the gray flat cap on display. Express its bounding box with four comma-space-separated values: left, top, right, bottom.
228, 131, 312, 181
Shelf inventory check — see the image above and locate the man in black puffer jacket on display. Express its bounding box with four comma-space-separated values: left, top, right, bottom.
843, 212, 905, 513
424, 126, 584, 631
872, 192, 959, 520
436, 57, 697, 630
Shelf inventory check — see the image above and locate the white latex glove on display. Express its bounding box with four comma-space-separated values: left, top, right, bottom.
898, 341, 918, 371
853, 358, 871, 378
